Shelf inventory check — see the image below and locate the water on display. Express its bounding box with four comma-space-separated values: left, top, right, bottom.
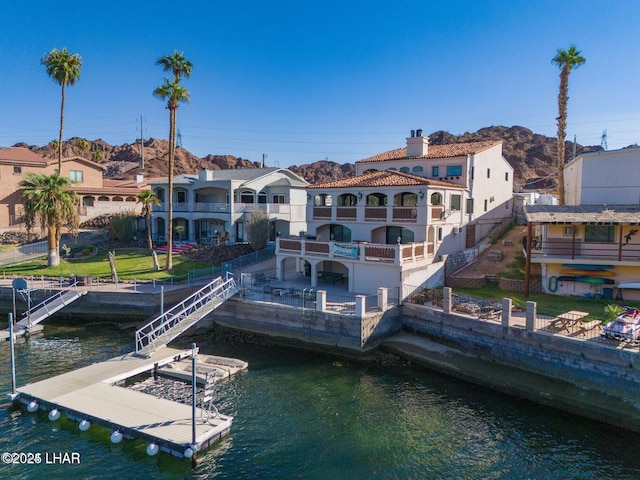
1, 322, 639, 480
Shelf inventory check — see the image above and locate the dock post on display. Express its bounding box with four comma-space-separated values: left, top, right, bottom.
8, 313, 17, 400
191, 343, 197, 447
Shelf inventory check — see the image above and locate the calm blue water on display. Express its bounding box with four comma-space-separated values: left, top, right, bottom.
1, 321, 639, 480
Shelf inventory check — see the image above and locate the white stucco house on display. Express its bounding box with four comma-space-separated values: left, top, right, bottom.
149, 167, 309, 244
525, 147, 640, 300
275, 131, 514, 295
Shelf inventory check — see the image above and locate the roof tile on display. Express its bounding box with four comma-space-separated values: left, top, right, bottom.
357, 140, 501, 163
308, 170, 464, 189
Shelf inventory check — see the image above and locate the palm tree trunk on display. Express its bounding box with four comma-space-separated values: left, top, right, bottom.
556, 67, 569, 205
146, 212, 153, 250
59, 83, 66, 173
166, 107, 176, 271
47, 221, 59, 267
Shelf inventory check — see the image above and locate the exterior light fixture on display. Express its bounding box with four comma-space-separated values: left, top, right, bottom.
418, 189, 425, 199
357, 191, 363, 200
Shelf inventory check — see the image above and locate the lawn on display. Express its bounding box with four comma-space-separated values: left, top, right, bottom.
1, 247, 211, 281
451, 285, 639, 322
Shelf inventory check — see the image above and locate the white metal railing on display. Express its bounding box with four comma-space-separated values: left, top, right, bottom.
135, 273, 238, 354
17, 281, 86, 327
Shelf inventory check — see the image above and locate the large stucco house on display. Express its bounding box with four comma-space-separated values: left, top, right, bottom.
0, 146, 147, 229
525, 147, 640, 300
275, 131, 514, 295
148, 167, 309, 244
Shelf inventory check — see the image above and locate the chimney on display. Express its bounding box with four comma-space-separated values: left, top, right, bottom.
406, 128, 429, 157
135, 174, 144, 184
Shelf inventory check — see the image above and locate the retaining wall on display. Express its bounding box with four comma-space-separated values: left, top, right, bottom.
400, 302, 640, 431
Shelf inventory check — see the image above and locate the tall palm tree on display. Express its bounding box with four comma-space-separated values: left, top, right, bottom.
156, 50, 193, 82
42, 48, 83, 173
154, 51, 192, 271
20, 173, 79, 267
136, 190, 161, 250
552, 45, 585, 205
153, 77, 190, 270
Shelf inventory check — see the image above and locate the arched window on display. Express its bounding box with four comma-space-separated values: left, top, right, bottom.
337, 193, 358, 206
394, 192, 418, 207
399, 167, 410, 173
258, 191, 268, 204
240, 190, 254, 203
314, 194, 332, 206
366, 193, 387, 206
412, 166, 423, 173
430, 192, 442, 206
329, 224, 351, 242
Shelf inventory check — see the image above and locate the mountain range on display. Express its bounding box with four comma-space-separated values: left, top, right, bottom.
15, 125, 609, 191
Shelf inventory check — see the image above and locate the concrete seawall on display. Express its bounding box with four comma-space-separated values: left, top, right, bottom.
397, 303, 640, 432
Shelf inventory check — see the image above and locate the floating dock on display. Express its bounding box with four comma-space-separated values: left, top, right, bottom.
14, 347, 243, 459
158, 354, 248, 385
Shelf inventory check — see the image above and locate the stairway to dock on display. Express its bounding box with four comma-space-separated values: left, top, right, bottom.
135, 274, 238, 357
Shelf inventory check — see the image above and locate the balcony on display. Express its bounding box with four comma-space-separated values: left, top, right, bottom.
277, 238, 433, 265
531, 238, 640, 263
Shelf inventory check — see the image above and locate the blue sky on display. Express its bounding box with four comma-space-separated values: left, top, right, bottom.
1, 1, 638, 168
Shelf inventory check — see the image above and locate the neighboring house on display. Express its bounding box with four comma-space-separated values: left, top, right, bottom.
0, 146, 147, 229
525, 147, 640, 301
148, 167, 309, 244
275, 131, 514, 295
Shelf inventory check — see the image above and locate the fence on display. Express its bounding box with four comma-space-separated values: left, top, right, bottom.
0, 241, 48, 266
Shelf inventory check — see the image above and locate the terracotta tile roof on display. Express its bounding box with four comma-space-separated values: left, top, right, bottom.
357, 140, 501, 163
307, 170, 464, 189
0, 146, 50, 164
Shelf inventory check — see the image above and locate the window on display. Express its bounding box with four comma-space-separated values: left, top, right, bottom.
471, 166, 474, 180
438, 227, 443, 241
412, 166, 423, 173
240, 190, 254, 203
70, 170, 83, 182
450, 194, 461, 211
585, 225, 616, 243
432, 166, 439, 177
505, 172, 509, 182
155, 189, 165, 202
430, 192, 442, 205
563, 226, 576, 236
258, 191, 267, 204
13, 166, 22, 174
272, 194, 285, 204
487, 168, 491, 178
446, 165, 463, 177
466, 198, 474, 214
176, 191, 187, 203
484, 199, 488, 212
399, 167, 410, 173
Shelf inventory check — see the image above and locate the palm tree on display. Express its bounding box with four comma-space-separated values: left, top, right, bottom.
75, 137, 91, 158
154, 51, 192, 270
42, 48, 83, 173
552, 45, 585, 205
136, 190, 160, 250
20, 173, 79, 267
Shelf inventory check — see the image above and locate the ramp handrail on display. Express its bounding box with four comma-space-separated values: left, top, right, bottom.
135, 273, 237, 354
18, 281, 85, 326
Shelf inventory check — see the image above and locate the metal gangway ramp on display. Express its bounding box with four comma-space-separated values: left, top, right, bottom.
11, 281, 87, 335
135, 274, 238, 357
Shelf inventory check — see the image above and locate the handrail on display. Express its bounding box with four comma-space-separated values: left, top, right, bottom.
135, 273, 238, 354
18, 281, 84, 326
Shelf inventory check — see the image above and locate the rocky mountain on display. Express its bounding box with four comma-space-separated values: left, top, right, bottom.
18, 126, 607, 190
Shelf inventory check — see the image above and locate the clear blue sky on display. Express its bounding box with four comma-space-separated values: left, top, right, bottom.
1, 1, 638, 168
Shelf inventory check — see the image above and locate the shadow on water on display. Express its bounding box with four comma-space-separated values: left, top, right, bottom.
0, 321, 639, 479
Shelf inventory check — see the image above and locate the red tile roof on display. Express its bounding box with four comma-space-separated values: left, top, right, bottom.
357, 140, 501, 163
0, 146, 50, 164
307, 170, 464, 189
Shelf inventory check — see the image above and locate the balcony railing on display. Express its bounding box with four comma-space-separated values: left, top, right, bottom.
277, 238, 433, 265
531, 238, 640, 262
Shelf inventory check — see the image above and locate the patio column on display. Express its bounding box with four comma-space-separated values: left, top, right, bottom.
501, 298, 512, 328
310, 262, 318, 288
377, 287, 388, 311
316, 290, 326, 313
525, 301, 536, 332
443, 287, 452, 314
355, 295, 366, 317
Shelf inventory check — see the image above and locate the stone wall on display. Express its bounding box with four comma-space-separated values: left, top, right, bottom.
209, 298, 402, 353
400, 302, 640, 431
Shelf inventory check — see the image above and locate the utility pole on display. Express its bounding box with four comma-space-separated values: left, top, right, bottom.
601, 129, 608, 150
139, 114, 145, 170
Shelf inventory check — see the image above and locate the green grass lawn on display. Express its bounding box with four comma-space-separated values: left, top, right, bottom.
452, 285, 639, 321
1, 248, 211, 281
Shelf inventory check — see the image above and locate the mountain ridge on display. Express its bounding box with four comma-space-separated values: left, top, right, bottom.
15, 125, 610, 190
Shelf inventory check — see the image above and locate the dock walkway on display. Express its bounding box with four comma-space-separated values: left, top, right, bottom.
16, 347, 232, 458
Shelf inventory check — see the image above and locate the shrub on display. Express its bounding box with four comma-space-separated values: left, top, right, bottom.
109, 211, 136, 243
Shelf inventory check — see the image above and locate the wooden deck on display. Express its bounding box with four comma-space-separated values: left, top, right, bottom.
16, 347, 233, 458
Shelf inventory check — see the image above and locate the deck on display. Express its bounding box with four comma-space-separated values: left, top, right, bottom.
16, 347, 233, 458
